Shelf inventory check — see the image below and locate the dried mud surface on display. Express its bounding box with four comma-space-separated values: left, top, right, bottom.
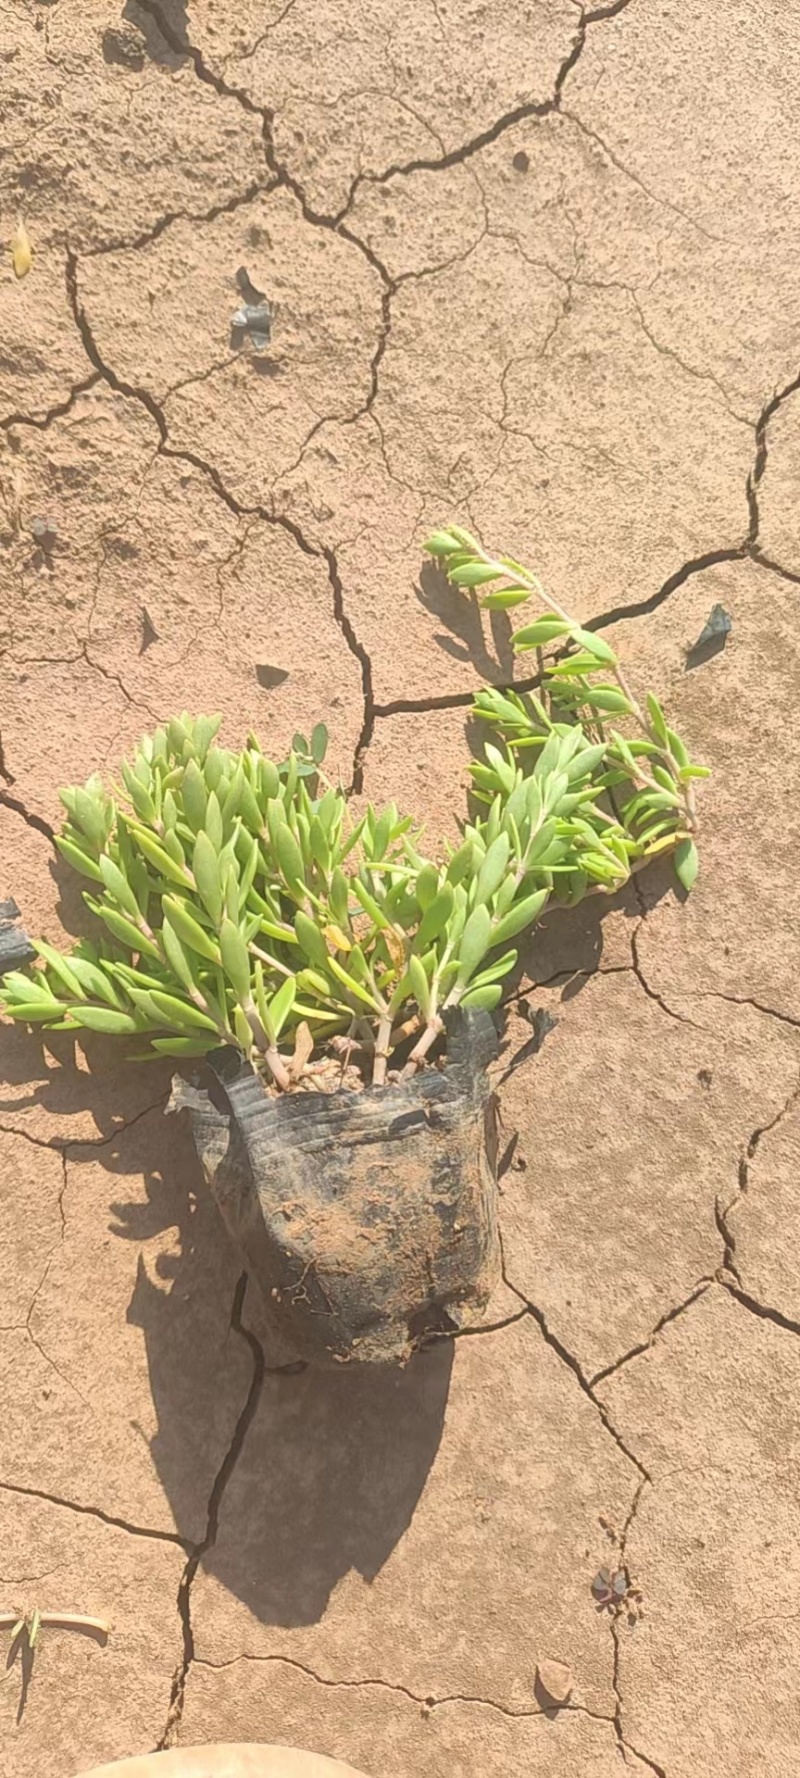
1, 1, 800, 1775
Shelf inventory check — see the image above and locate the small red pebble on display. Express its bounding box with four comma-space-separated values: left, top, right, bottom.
536, 1658, 573, 1703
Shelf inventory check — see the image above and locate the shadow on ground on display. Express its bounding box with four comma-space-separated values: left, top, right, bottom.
119, 1110, 455, 1627
0, 846, 672, 1630
416, 559, 515, 681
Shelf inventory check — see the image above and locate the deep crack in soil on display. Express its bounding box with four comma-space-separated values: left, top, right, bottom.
158, 1272, 268, 1747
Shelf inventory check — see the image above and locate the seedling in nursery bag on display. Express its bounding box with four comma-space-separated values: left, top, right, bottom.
0, 529, 706, 1365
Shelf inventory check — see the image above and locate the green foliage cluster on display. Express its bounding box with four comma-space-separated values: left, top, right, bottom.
0, 528, 706, 1088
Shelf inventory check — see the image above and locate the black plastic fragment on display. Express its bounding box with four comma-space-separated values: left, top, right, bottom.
231, 269, 272, 353
0, 899, 35, 975
528, 1006, 558, 1052
172, 1007, 501, 1367
686, 602, 732, 670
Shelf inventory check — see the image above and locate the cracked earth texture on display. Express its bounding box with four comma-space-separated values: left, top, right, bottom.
1, 0, 799, 1774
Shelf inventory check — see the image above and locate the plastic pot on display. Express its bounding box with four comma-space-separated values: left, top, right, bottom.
0, 898, 34, 975
171, 1007, 500, 1367
80, 1745, 370, 1777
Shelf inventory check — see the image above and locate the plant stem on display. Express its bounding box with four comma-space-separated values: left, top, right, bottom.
469, 540, 695, 831
372, 1011, 394, 1086
249, 941, 293, 978
402, 1013, 444, 1077
264, 1046, 292, 1090
244, 1003, 292, 1089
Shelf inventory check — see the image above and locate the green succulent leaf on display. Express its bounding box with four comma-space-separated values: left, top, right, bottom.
456, 904, 492, 988
69, 1005, 140, 1035
571, 627, 617, 664
219, 918, 252, 1003
268, 975, 297, 1039
56, 836, 104, 883
424, 530, 462, 556
460, 983, 503, 1010
513, 616, 573, 649
162, 896, 222, 965
674, 836, 699, 892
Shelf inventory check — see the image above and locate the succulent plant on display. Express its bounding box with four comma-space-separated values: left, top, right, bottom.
0, 528, 707, 1088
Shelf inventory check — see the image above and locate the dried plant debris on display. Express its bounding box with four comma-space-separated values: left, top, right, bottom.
10, 222, 32, 279
592, 1565, 644, 1625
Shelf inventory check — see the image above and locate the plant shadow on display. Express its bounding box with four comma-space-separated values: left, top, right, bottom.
114, 1109, 455, 1626
0, 847, 454, 1629
203, 1316, 454, 1628
416, 558, 515, 681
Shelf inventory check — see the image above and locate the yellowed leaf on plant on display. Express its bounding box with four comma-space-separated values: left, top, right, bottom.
323, 923, 351, 953
383, 926, 406, 973
10, 221, 32, 278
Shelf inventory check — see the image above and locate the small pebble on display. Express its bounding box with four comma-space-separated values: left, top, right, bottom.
32, 515, 56, 545
513, 150, 530, 173
536, 1658, 573, 1704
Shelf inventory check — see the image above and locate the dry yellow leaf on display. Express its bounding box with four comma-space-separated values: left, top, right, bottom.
11, 221, 32, 278
323, 923, 351, 953
287, 1019, 314, 1081
383, 926, 406, 973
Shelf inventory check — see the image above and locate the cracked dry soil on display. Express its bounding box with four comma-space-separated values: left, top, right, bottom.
2, 1, 800, 1775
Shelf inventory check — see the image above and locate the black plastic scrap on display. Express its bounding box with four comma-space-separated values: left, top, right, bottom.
231, 265, 271, 352
0, 899, 35, 976
528, 1006, 558, 1052
686, 602, 732, 670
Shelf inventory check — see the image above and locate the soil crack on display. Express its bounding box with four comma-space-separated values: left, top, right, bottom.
589, 1283, 713, 1387
64, 252, 376, 794
0, 373, 101, 435
629, 923, 701, 1029
608, 1479, 667, 1776
501, 1261, 650, 1480
337, 0, 636, 212
0, 1478, 188, 1549
715, 1069, 800, 1290
158, 1271, 267, 1747
696, 990, 800, 1035
86, 181, 272, 259
193, 1648, 617, 1727
0, 1098, 168, 1159
719, 1278, 800, 1342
